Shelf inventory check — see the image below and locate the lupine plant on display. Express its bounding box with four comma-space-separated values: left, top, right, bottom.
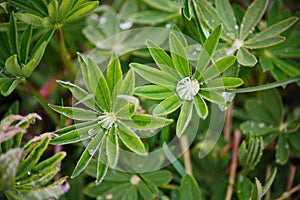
0, 0, 300, 199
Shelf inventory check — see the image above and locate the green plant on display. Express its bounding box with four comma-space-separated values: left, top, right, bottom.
0, 0, 300, 199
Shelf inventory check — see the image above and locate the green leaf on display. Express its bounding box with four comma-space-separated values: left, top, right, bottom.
22, 41, 47, 77
106, 52, 122, 94
199, 90, 225, 104
251, 178, 263, 200
259, 55, 273, 72
31, 152, 66, 175
239, 0, 268, 40
244, 36, 285, 49
245, 99, 278, 125
96, 137, 109, 184
215, 0, 237, 36
56, 80, 100, 111
8, 13, 19, 56
15, 13, 51, 27
57, 0, 73, 21
246, 17, 298, 43
272, 57, 300, 77
113, 69, 135, 113
169, 32, 190, 77
17, 134, 50, 178
183, 0, 192, 20
180, 174, 201, 200
204, 77, 243, 90
29, 0, 48, 16
5, 55, 20, 76
106, 126, 119, 168
196, 24, 222, 75
121, 114, 173, 130
86, 58, 111, 111
134, 85, 173, 100
48, 0, 59, 21
261, 167, 277, 196
236, 48, 257, 67
146, 40, 180, 78
51, 122, 101, 145
202, 56, 236, 80
19, 25, 32, 64
49, 104, 98, 120
275, 134, 289, 165
176, 101, 193, 137
0, 148, 22, 191
153, 95, 182, 116
130, 63, 178, 90
128, 11, 179, 25
117, 122, 147, 155
236, 176, 252, 200
193, 94, 208, 119
64, 1, 99, 24
261, 89, 283, 124
244, 137, 264, 171
71, 133, 104, 178
240, 121, 279, 136
136, 177, 158, 200
143, 170, 173, 186
141, 0, 179, 12
0, 78, 23, 97
32, 29, 54, 56
198, 1, 232, 42
122, 186, 138, 200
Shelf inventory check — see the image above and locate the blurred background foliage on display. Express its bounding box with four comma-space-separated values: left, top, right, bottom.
0, 0, 299, 199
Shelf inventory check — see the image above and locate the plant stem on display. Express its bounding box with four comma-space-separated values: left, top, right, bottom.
226, 76, 300, 93
225, 129, 240, 200
179, 135, 192, 175
160, 184, 180, 190
276, 184, 300, 200
287, 163, 296, 191
23, 79, 60, 126
224, 104, 233, 142
265, 165, 272, 200
56, 28, 76, 80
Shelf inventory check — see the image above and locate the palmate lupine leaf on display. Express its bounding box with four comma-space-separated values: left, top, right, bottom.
133, 27, 242, 135
51, 53, 171, 183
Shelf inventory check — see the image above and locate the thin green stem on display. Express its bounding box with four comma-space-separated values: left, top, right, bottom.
160, 184, 180, 190
23, 79, 60, 126
226, 76, 300, 93
56, 28, 76, 79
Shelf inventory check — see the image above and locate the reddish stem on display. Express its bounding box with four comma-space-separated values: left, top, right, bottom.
224, 104, 233, 142
225, 129, 240, 200
287, 163, 296, 191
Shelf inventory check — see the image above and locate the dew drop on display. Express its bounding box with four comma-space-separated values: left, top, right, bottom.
90, 14, 99, 20
165, 23, 171, 28
119, 21, 133, 30
258, 123, 265, 128
88, 129, 95, 136
88, 148, 95, 155
235, 25, 239, 30
250, 121, 255, 127
285, 144, 289, 149
27, 171, 31, 175
130, 175, 141, 185
99, 17, 107, 26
